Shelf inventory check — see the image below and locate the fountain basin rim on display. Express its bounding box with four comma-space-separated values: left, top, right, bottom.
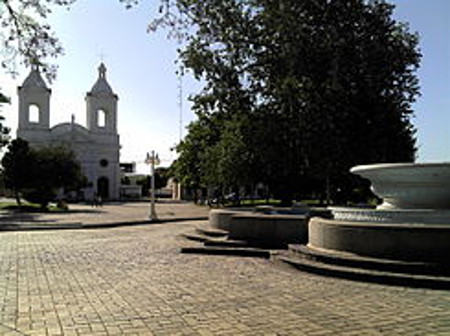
351, 162, 450, 174
313, 216, 450, 228
329, 206, 450, 225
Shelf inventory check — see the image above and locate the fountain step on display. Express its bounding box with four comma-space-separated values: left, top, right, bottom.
203, 239, 253, 248
180, 246, 271, 258
181, 233, 211, 243
184, 221, 292, 248
289, 244, 450, 276
277, 253, 450, 290
277, 245, 450, 289
195, 225, 229, 237
181, 230, 286, 249
181, 232, 249, 246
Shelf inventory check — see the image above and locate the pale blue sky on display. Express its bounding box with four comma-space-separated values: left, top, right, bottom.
1, 0, 449, 171
393, 0, 450, 162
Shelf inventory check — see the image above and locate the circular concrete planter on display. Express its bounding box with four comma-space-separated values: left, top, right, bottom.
351, 163, 450, 209
208, 208, 253, 231
308, 217, 450, 262
228, 213, 308, 245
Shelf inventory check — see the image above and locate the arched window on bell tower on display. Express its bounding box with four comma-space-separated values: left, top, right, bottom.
28, 104, 40, 123
97, 109, 106, 128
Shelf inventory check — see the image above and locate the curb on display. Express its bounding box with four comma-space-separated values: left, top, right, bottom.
0, 216, 208, 232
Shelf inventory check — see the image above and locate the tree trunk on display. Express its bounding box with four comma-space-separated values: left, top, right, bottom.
14, 191, 21, 207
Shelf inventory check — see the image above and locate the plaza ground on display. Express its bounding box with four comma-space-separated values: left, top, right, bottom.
0, 201, 449, 335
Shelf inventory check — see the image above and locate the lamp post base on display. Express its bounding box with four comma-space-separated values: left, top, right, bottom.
149, 213, 158, 222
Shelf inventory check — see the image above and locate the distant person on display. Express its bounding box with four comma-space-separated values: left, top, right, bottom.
92, 193, 102, 207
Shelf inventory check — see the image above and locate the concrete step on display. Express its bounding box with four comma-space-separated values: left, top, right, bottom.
180, 246, 271, 258
203, 239, 251, 248
181, 233, 210, 243
277, 252, 450, 290
182, 227, 283, 248
195, 225, 229, 238
288, 244, 450, 277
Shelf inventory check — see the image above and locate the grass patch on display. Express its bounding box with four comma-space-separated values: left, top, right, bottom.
0, 202, 20, 210
223, 199, 282, 208
240, 199, 282, 205
226, 198, 379, 208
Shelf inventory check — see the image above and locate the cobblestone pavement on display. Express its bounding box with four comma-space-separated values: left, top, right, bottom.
0, 203, 450, 335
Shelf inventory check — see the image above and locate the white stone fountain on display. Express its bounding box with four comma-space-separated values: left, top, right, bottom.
352, 162, 450, 210
331, 162, 450, 224
308, 163, 450, 263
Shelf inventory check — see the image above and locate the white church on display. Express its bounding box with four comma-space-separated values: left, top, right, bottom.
16, 63, 121, 201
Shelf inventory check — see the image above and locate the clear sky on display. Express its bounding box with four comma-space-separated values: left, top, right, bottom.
1, 0, 449, 172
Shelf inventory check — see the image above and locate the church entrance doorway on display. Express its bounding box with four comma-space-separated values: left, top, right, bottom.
97, 177, 109, 200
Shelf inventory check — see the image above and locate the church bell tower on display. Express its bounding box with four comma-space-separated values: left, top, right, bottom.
85, 63, 118, 134
17, 65, 51, 140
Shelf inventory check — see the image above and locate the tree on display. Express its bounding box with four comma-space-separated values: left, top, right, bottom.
1, 139, 87, 208
1, 138, 33, 205
0, 0, 139, 80
0, 91, 10, 148
0, 0, 139, 151
0, 0, 76, 81
0, 92, 9, 103
165, 0, 421, 204
1, 0, 421, 204
24, 144, 87, 208
136, 167, 170, 196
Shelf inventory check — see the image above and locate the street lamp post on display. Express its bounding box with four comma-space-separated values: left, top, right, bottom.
146, 151, 160, 221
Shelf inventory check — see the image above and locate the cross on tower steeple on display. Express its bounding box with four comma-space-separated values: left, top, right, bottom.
98, 63, 107, 79
98, 50, 107, 63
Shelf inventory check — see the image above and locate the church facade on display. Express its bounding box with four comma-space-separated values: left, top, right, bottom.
16, 63, 121, 200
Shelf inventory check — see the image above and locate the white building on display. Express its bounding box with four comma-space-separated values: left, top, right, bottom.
16, 63, 121, 200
